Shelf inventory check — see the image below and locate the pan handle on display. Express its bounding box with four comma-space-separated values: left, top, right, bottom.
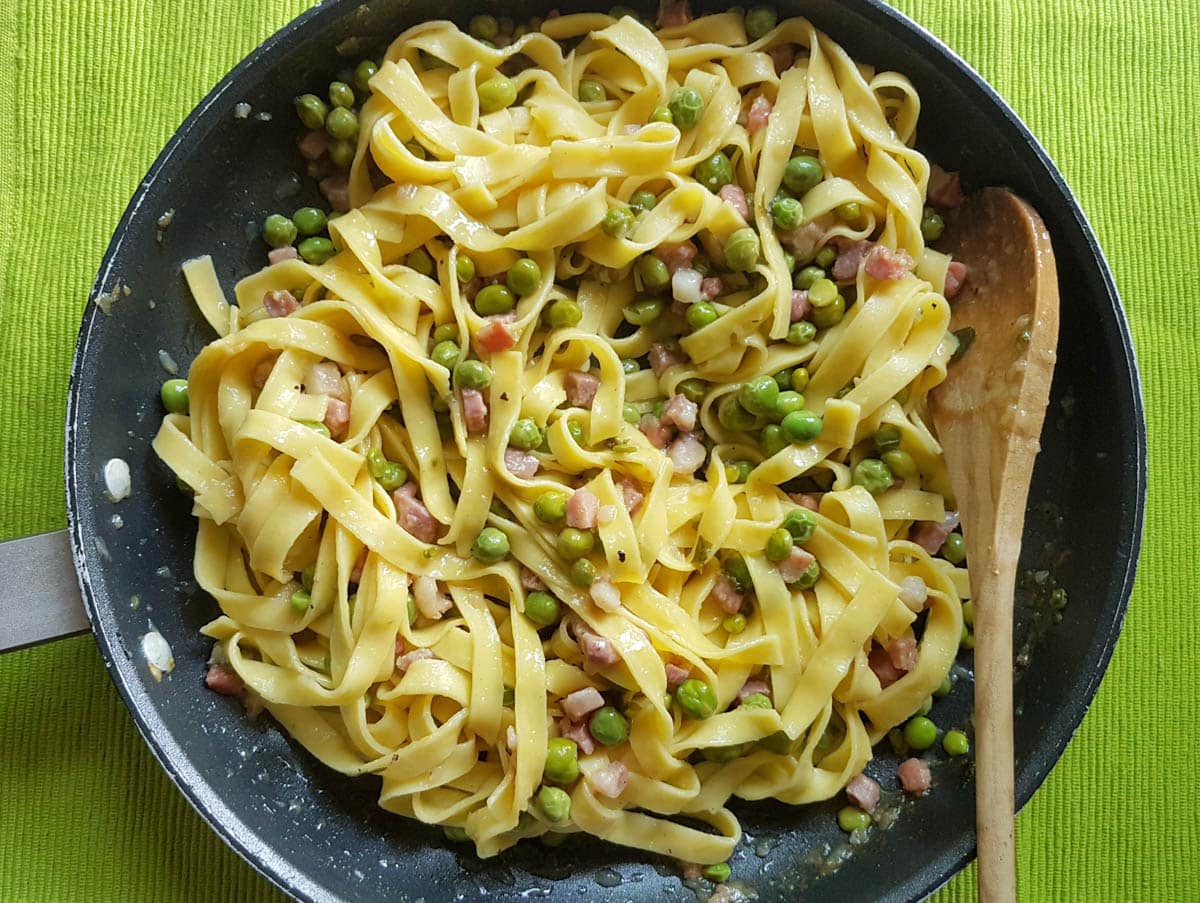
0, 530, 89, 652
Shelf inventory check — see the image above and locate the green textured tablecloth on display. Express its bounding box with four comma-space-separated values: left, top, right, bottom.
0, 1, 1193, 900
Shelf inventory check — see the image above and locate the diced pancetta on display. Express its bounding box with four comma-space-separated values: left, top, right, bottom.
460, 388, 489, 434
910, 512, 961, 555
413, 575, 453, 619
789, 492, 820, 511
561, 686, 606, 721
263, 289, 299, 318
520, 567, 546, 591
268, 246, 300, 265
738, 678, 771, 702
591, 577, 622, 612
638, 413, 675, 449
869, 643, 902, 688
564, 370, 601, 407
298, 129, 330, 160
710, 574, 744, 614
656, 0, 692, 28
665, 662, 691, 689
832, 240, 875, 282
898, 576, 929, 613
779, 222, 824, 259
898, 757, 932, 795
396, 648, 434, 672
319, 174, 351, 212
393, 485, 441, 542
579, 632, 619, 668
588, 760, 629, 798
747, 95, 772, 135
699, 275, 724, 301
559, 718, 596, 755
662, 394, 698, 432
865, 245, 915, 281
887, 635, 919, 672
927, 165, 963, 209
306, 361, 346, 400
504, 447, 540, 478
718, 184, 749, 220
617, 477, 645, 514
566, 489, 600, 529
668, 433, 707, 474
777, 545, 816, 584
767, 43, 795, 74
846, 773, 881, 813
323, 397, 350, 441
205, 663, 244, 696
791, 290, 811, 323
654, 241, 698, 275
945, 260, 968, 299
477, 316, 517, 352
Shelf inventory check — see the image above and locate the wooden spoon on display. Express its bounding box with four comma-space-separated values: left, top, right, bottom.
929, 188, 1060, 903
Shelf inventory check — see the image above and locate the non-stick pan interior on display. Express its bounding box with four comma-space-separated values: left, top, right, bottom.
66, 1, 1144, 900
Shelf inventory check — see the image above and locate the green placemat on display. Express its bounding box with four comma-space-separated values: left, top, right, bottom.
0, 1, 1193, 900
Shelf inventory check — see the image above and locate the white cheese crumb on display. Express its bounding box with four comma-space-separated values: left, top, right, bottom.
158, 349, 179, 375
142, 626, 175, 681
233, 102, 252, 119
103, 458, 131, 502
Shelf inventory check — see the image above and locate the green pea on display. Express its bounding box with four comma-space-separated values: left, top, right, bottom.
300, 565, 315, 593
557, 527, 595, 561
773, 390, 805, 419
623, 298, 665, 326
941, 532, 967, 564
725, 460, 754, 484
650, 105, 674, 124
686, 301, 719, 330
298, 236, 336, 265
325, 106, 359, 140
744, 4, 778, 38
815, 246, 837, 268
904, 716, 937, 750
534, 491, 569, 523
622, 403, 641, 424
723, 554, 752, 591
377, 462, 405, 491
675, 378, 707, 405
601, 206, 635, 239
723, 613, 747, 634
943, 729, 969, 756
793, 559, 820, 589
724, 227, 761, 272
836, 201, 861, 222
668, 87, 705, 129
354, 60, 378, 93
294, 93, 329, 130
629, 190, 658, 212
702, 863, 732, 883
764, 527, 794, 562
1051, 587, 1068, 610
544, 737, 580, 784
366, 446, 393, 479
921, 207, 945, 242
759, 730, 795, 755
675, 678, 718, 719
502, 258, 540, 296
544, 298, 583, 329
263, 214, 298, 248
790, 367, 810, 392
589, 706, 629, 746
290, 589, 311, 613
794, 266, 825, 290
838, 806, 871, 833
406, 595, 418, 626
160, 379, 189, 414
538, 786, 571, 823
524, 591, 561, 627
771, 195, 804, 230
567, 421, 586, 445
882, 449, 917, 479
961, 626, 975, 650
807, 277, 838, 308
578, 80, 605, 102
455, 255, 476, 282
472, 526, 510, 563
960, 602, 975, 627
453, 359, 493, 390
620, 358, 641, 375
570, 557, 597, 588
443, 825, 470, 842
509, 418, 543, 450
782, 508, 817, 543
853, 458, 893, 495
431, 340, 459, 370
469, 14, 499, 39
693, 152, 733, 193
478, 75, 517, 113
718, 394, 758, 431
761, 424, 787, 456
934, 675, 953, 697
739, 375, 779, 417
290, 207, 326, 238
475, 284, 516, 316
329, 80, 355, 108
637, 255, 671, 291
299, 419, 331, 438
810, 295, 845, 328
786, 321, 817, 345
781, 410, 823, 443
432, 322, 459, 345
741, 693, 772, 710
782, 154, 823, 194
328, 138, 355, 169
407, 247, 436, 278
873, 424, 902, 452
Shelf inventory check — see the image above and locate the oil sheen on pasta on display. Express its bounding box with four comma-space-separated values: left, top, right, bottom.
153, 11, 967, 866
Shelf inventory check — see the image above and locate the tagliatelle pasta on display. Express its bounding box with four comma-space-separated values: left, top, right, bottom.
154, 9, 969, 866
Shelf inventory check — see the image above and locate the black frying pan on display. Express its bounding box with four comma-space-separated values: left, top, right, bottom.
9, 0, 1145, 899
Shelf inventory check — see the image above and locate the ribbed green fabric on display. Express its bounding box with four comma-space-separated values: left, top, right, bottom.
0, 2, 1193, 900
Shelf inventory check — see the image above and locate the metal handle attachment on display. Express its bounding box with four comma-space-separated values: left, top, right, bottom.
0, 530, 89, 652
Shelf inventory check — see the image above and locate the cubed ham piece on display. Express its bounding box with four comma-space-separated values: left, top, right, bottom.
504, 447, 540, 478
588, 760, 629, 798
898, 576, 929, 613
767, 44, 795, 74
665, 662, 691, 689
927, 165, 963, 209
832, 240, 875, 282
579, 632, 619, 669
789, 492, 821, 511
559, 718, 596, 755
653, 241, 698, 275
591, 577, 622, 612
205, 663, 244, 696
737, 678, 771, 702
846, 773, 881, 814
887, 635, 919, 672
945, 260, 968, 299
747, 95, 773, 135
662, 394, 698, 432
910, 512, 961, 555
268, 246, 300, 265
253, 357, 277, 389
710, 574, 744, 614
306, 361, 346, 400
393, 484, 441, 542
699, 275, 724, 301
319, 174, 351, 213
868, 643, 902, 688
865, 245, 915, 281
780, 222, 824, 259
718, 184, 749, 220
460, 388, 489, 434
323, 397, 351, 441
565, 370, 601, 407
520, 566, 546, 591
898, 757, 932, 795
298, 129, 330, 160
777, 545, 816, 584
681, 863, 703, 881
349, 548, 366, 584
791, 290, 811, 323
562, 686, 606, 720
413, 575, 453, 619
617, 476, 644, 514
567, 489, 600, 529
638, 413, 676, 449
477, 316, 517, 352
708, 886, 734, 903
656, 0, 692, 28
649, 342, 683, 377
668, 433, 707, 474
263, 289, 299, 318
396, 648, 434, 672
